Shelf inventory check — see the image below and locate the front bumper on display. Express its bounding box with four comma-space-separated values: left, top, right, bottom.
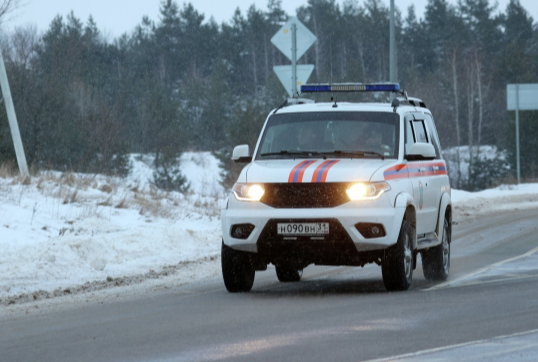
221, 193, 406, 255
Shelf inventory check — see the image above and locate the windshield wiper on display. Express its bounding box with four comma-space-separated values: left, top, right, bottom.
325, 150, 385, 160
260, 150, 326, 158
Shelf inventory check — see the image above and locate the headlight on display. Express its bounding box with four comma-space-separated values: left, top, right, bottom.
346, 182, 390, 201
232, 183, 265, 202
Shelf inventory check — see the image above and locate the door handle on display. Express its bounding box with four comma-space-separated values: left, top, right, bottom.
419, 167, 426, 173
432, 166, 439, 172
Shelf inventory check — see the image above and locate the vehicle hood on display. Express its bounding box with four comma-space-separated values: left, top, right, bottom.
246, 158, 396, 183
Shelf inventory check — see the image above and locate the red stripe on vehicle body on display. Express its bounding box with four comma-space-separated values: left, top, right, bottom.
311, 160, 333, 182
313, 160, 339, 182
288, 160, 316, 183
384, 161, 447, 180
384, 164, 409, 180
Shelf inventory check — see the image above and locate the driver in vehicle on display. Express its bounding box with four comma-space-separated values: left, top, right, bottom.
356, 129, 392, 156
297, 127, 318, 150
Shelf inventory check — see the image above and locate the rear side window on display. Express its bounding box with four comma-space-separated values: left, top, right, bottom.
412, 120, 428, 143
424, 114, 441, 159
404, 114, 440, 158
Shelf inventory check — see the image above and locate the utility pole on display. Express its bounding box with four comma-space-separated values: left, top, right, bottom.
516, 84, 521, 185
389, 0, 397, 83
0, 47, 28, 176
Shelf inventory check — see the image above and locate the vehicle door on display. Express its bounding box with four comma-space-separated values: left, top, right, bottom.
423, 113, 449, 227
404, 114, 437, 235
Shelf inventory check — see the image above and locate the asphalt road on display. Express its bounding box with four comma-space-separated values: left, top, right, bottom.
2, 208, 538, 362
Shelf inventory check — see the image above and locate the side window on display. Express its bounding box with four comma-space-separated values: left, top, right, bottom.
404, 115, 415, 154
412, 120, 428, 143
405, 115, 436, 157
424, 114, 441, 159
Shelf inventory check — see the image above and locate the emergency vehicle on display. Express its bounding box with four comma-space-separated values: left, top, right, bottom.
221, 83, 451, 292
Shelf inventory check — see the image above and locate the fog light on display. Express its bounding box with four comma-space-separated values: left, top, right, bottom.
230, 223, 255, 240
233, 228, 243, 238
355, 223, 386, 239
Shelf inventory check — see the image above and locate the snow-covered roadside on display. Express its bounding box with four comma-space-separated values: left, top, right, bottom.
1, 152, 538, 310
452, 183, 538, 220
0, 152, 225, 307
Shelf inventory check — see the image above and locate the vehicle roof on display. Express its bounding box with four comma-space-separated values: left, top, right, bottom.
272, 101, 428, 116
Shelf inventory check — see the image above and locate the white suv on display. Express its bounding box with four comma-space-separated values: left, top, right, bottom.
221, 83, 451, 292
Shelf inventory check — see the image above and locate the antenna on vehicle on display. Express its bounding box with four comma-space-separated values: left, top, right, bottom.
272, 98, 288, 114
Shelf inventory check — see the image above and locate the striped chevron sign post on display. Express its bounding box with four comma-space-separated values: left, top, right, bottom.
271, 17, 316, 97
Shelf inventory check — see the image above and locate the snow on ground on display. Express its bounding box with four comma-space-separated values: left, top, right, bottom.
452, 183, 538, 219
443, 145, 507, 185
0, 152, 226, 307
1, 152, 538, 309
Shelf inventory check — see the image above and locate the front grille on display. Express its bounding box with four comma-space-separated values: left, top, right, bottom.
260, 183, 350, 208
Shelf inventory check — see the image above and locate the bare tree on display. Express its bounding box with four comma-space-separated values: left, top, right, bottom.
465, 53, 475, 159
448, 49, 462, 187
6, 24, 37, 68
0, 0, 25, 24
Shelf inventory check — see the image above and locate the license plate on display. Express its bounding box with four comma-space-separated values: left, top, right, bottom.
277, 222, 329, 235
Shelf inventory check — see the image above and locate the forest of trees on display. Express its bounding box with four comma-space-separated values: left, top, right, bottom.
0, 0, 538, 190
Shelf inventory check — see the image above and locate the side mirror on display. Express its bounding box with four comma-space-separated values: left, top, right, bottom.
405, 143, 436, 161
232, 144, 252, 163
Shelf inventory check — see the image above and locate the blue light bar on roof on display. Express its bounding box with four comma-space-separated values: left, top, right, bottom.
300, 83, 401, 93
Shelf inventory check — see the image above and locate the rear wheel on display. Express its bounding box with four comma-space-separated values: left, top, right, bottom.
422, 217, 451, 281
221, 242, 255, 293
275, 264, 303, 282
382, 220, 413, 291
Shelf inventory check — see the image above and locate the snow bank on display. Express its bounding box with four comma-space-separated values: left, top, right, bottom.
452, 183, 538, 217
0, 152, 225, 306
443, 145, 508, 185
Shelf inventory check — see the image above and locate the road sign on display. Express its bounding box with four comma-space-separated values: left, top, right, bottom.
271, 17, 316, 61
506, 83, 538, 185
271, 17, 316, 96
507, 84, 538, 110
273, 65, 315, 97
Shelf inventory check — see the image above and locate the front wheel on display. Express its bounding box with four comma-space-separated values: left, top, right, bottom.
221, 242, 255, 293
382, 220, 413, 291
422, 217, 451, 281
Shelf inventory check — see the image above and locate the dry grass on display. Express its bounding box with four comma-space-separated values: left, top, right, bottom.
114, 197, 128, 209
0, 161, 17, 178
1, 167, 223, 221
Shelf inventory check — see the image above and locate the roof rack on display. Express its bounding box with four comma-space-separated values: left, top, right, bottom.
287, 97, 315, 105
396, 96, 427, 108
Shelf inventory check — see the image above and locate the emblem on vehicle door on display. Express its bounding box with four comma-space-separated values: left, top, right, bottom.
418, 180, 424, 210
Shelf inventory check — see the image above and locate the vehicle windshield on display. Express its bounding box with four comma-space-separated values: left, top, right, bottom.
256, 111, 400, 160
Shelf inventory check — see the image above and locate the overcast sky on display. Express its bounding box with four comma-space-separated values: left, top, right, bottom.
4, 0, 538, 39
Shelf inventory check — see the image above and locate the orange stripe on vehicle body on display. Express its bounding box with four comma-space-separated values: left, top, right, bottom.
288, 160, 316, 183
384, 164, 409, 180
311, 160, 339, 182
384, 161, 447, 180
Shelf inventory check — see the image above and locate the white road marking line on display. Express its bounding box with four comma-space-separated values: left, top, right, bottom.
425, 244, 538, 291
360, 328, 538, 362
446, 273, 538, 287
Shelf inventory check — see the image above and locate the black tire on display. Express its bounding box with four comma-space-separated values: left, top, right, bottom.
221, 241, 255, 293
422, 217, 451, 281
382, 219, 413, 291
275, 264, 303, 282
